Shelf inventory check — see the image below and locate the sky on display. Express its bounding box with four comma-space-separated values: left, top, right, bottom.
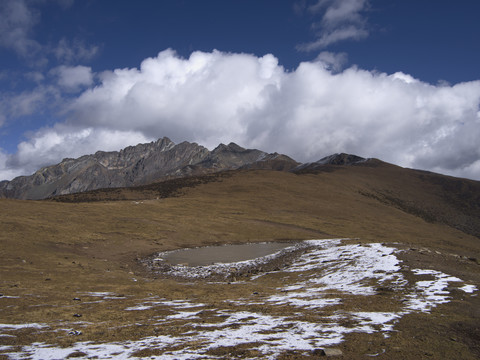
1, 0, 480, 181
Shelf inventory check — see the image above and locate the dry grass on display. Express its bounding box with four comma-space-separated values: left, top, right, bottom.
1, 167, 479, 359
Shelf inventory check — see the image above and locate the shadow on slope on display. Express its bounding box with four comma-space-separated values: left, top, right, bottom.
47, 172, 232, 203
291, 157, 480, 240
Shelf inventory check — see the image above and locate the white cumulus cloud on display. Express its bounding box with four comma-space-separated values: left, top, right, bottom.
315, 51, 348, 72
1, 49, 480, 181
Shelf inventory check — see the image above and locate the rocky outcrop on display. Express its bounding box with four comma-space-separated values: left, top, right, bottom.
0, 138, 298, 200
292, 153, 370, 173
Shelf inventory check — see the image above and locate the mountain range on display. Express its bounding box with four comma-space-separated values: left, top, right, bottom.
0, 137, 367, 200
0, 137, 300, 200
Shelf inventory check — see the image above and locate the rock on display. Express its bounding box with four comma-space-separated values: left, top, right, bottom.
0, 137, 298, 200
66, 350, 87, 357
68, 330, 82, 336
468, 257, 479, 265
319, 348, 343, 357
72, 297, 81, 301
73, 313, 82, 318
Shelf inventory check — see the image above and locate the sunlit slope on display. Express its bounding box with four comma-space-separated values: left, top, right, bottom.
170, 165, 480, 255
2, 164, 479, 275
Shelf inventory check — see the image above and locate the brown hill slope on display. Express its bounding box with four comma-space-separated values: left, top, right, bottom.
49, 158, 480, 242
1, 165, 479, 359
292, 159, 480, 240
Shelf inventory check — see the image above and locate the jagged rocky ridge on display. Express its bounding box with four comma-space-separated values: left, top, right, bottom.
0, 137, 303, 200
0, 137, 377, 200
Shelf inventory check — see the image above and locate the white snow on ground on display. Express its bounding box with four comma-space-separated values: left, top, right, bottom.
165, 310, 202, 320
158, 299, 206, 308
351, 312, 402, 334
403, 269, 464, 312
266, 291, 341, 308
1, 239, 478, 359
0, 324, 46, 330
460, 284, 478, 293
82, 291, 115, 297
281, 240, 404, 296
124, 305, 153, 311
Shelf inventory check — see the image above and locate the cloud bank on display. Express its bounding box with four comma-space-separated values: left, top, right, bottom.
1, 49, 480, 181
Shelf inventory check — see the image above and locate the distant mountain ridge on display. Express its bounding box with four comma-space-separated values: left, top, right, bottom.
292, 153, 369, 173
0, 137, 301, 200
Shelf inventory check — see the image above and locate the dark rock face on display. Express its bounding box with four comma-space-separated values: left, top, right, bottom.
316, 153, 366, 166
0, 137, 298, 200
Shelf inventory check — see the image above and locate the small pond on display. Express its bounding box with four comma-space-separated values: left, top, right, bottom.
157, 242, 295, 267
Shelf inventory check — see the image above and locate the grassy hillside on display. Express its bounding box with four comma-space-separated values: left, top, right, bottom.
1, 166, 479, 359
46, 161, 480, 254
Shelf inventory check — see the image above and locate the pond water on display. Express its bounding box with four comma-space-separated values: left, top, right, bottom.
158, 242, 295, 266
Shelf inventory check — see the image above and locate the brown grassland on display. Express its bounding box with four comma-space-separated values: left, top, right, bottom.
1, 162, 479, 359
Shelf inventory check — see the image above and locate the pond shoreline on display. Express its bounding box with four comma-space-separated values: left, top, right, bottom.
142, 240, 315, 281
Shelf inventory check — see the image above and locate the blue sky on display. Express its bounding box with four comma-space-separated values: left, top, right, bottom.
1, 0, 480, 181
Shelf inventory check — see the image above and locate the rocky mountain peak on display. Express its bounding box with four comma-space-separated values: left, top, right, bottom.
0, 138, 297, 200
212, 142, 246, 154
316, 153, 366, 165
292, 153, 369, 173
0, 137, 376, 200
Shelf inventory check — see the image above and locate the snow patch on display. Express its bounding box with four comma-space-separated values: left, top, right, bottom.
3, 239, 477, 360
460, 284, 478, 293
124, 305, 153, 311
0, 323, 46, 330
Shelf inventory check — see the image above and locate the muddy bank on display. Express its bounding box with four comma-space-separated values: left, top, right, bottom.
143, 240, 316, 281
